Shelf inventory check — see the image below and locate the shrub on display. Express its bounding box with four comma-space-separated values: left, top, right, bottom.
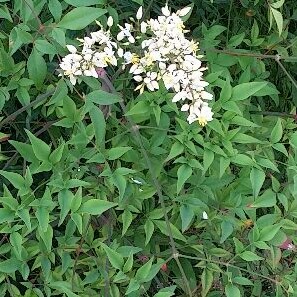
0, 0, 297, 296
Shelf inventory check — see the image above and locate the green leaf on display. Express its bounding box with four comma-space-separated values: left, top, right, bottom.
0, 170, 25, 190
231, 154, 254, 166
86, 90, 121, 105
58, 190, 74, 226
49, 281, 79, 297
220, 221, 233, 243
164, 141, 184, 162
270, 118, 283, 143
126, 279, 140, 295
122, 210, 133, 236
239, 251, 263, 261
80, 199, 116, 216
231, 82, 267, 101
135, 258, 153, 282
259, 224, 281, 241
57, 7, 107, 30
48, 0, 62, 21
154, 220, 187, 242
290, 131, 297, 148
203, 149, 214, 172
225, 284, 241, 297
177, 164, 192, 194
201, 269, 214, 297
0, 258, 20, 273
107, 147, 132, 160
27, 49, 47, 89
250, 189, 276, 208
232, 133, 263, 144
125, 101, 150, 116
89, 104, 106, 148
64, 0, 105, 6
250, 168, 265, 198
144, 219, 154, 245
25, 129, 51, 162
0, 208, 15, 223
71, 213, 82, 234
101, 243, 124, 270
233, 276, 253, 286
36, 207, 49, 232
180, 204, 194, 232
0, 5, 13, 22
35, 39, 56, 55
123, 252, 133, 273
154, 288, 176, 297
270, 7, 283, 36
38, 225, 53, 252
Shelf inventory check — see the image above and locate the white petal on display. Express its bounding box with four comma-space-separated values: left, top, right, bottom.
152, 81, 159, 90
140, 22, 147, 33
107, 16, 113, 27
201, 91, 213, 100
128, 35, 135, 43
66, 45, 77, 54
178, 6, 192, 17
172, 93, 181, 102
202, 211, 208, 220
117, 48, 124, 57
161, 5, 170, 16
181, 104, 189, 111
136, 6, 143, 20
69, 75, 76, 85
117, 31, 125, 41
133, 75, 143, 82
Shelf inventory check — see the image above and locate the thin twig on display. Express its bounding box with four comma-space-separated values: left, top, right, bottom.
206, 48, 297, 61
0, 90, 54, 129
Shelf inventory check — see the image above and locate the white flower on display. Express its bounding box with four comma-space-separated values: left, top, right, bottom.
136, 7, 143, 20
202, 211, 208, 220
117, 23, 135, 43
187, 102, 213, 126
144, 71, 159, 91
107, 16, 113, 27
59, 53, 83, 85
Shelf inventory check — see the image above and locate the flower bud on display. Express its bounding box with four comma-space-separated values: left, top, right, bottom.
136, 6, 143, 20
66, 45, 77, 54
107, 16, 113, 27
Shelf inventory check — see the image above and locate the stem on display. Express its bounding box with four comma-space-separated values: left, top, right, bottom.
250, 111, 295, 118
206, 48, 297, 61
0, 90, 54, 129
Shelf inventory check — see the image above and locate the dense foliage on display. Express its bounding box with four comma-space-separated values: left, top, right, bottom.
1, 0, 297, 296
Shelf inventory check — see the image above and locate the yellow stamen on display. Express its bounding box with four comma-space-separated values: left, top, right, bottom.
198, 117, 207, 127
131, 54, 140, 64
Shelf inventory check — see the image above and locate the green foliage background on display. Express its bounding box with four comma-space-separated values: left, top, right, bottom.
1, 0, 297, 296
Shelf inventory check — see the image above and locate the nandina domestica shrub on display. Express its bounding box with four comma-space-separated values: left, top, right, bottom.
0, 1, 297, 296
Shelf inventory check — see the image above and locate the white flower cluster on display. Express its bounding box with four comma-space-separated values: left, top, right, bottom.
125, 5, 213, 126
59, 23, 117, 85
59, 5, 213, 126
